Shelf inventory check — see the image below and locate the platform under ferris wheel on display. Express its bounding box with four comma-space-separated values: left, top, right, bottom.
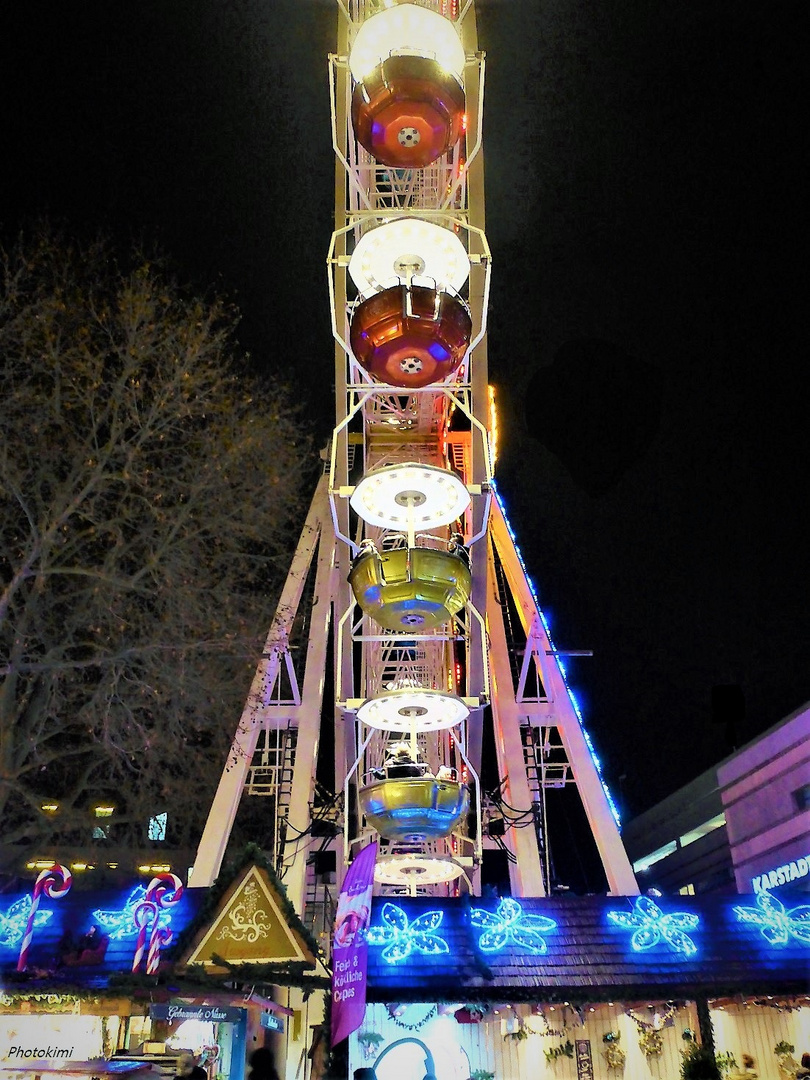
192, 0, 637, 935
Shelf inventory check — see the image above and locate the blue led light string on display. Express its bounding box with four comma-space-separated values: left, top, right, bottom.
366, 903, 449, 965
0, 898, 52, 948
733, 891, 810, 946
469, 897, 557, 954
93, 886, 174, 940
491, 480, 622, 826
607, 896, 699, 956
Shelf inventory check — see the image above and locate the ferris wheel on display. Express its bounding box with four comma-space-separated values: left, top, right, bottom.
193, 0, 637, 923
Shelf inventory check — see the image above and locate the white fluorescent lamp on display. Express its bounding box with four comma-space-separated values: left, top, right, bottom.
349, 4, 465, 84
349, 217, 470, 298
351, 462, 470, 530
357, 688, 469, 732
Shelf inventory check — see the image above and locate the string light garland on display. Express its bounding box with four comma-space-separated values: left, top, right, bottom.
388, 1004, 438, 1031
625, 1003, 679, 1031
528, 1005, 583, 1039
625, 1002, 679, 1057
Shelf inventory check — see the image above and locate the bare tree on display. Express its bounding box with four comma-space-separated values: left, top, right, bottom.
0, 225, 310, 863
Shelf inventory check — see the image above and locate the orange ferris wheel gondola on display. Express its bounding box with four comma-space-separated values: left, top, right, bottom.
350, 282, 472, 387
351, 54, 465, 170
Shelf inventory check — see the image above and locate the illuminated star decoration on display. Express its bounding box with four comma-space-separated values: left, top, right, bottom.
366, 903, 449, 964
469, 897, 557, 954
0, 898, 52, 947
93, 887, 173, 941
733, 890, 810, 946
607, 896, 699, 956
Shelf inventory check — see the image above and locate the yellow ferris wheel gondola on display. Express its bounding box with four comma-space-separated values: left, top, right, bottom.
359, 774, 469, 843
348, 543, 471, 632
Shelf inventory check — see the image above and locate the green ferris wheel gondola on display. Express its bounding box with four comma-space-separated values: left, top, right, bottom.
348, 546, 471, 632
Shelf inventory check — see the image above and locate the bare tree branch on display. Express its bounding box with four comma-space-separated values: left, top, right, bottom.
0, 223, 310, 862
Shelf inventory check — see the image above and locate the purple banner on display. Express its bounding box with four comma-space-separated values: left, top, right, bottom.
331, 841, 377, 1046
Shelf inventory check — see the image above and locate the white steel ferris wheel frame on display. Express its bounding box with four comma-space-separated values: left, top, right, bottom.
192, 0, 637, 915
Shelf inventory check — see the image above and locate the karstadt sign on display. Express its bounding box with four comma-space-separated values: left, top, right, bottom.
752, 856, 810, 893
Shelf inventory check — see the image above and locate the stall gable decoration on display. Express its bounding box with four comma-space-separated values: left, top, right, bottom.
183, 865, 315, 969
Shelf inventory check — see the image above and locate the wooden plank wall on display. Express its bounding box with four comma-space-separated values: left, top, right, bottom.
352, 1001, 810, 1080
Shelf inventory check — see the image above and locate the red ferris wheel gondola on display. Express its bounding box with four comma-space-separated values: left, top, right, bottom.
350, 282, 471, 387
351, 54, 465, 170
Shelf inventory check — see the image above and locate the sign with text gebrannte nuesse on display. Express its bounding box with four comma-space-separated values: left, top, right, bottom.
150, 1004, 245, 1023
331, 841, 377, 1046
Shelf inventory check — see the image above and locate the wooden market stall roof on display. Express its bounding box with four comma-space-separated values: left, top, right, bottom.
0, 848, 327, 997
364, 892, 810, 1004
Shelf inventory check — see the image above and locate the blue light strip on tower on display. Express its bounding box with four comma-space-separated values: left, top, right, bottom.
491, 481, 622, 826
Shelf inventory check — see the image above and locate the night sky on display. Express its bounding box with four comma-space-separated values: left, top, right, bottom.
2, 1, 804, 822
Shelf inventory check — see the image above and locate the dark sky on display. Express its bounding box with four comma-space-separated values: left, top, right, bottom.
2, 1, 804, 821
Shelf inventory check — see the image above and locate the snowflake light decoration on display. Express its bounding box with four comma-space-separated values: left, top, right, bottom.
469, 897, 557, 954
93, 887, 173, 940
366, 902, 449, 964
733, 890, 810, 946
607, 895, 699, 956
0, 898, 52, 947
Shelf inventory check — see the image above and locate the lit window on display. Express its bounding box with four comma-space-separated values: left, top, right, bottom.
148, 812, 167, 841
632, 841, 677, 873
679, 813, 726, 849
679, 884, 696, 896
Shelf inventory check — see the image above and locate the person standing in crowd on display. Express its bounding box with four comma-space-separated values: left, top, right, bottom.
247, 1047, 281, 1080
173, 1053, 206, 1080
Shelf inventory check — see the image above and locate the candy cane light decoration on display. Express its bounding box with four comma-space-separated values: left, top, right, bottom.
131, 872, 184, 974
16, 863, 72, 972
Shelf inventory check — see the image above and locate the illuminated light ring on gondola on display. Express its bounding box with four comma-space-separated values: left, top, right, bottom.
360, 776, 469, 842
357, 688, 469, 732
349, 546, 471, 632
348, 218, 470, 299
351, 54, 465, 169
374, 854, 464, 887
350, 283, 472, 387
351, 463, 470, 531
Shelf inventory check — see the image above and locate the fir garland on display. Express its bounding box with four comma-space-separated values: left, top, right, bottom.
388, 1004, 438, 1031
